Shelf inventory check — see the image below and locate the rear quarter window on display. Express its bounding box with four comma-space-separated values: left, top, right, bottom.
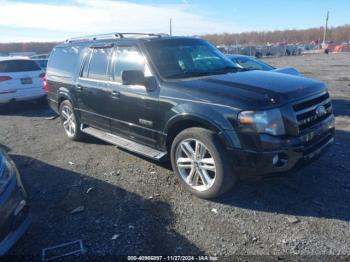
0, 60, 41, 72
47, 46, 83, 78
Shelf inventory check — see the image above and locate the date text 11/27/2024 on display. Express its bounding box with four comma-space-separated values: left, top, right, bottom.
127, 256, 218, 261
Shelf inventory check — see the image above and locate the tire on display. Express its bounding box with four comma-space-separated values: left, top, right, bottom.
59, 100, 84, 141
170, 127, 237, 199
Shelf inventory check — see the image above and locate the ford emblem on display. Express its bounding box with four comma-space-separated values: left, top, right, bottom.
315, 105, 327, 117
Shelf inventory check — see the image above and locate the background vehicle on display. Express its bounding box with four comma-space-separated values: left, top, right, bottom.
227, 54, 302, 76
46, 33, 334, 199
0, 57, 45, 104
30, 54, 49, 60
0, 148, 30, 256
33, 59, 48, 72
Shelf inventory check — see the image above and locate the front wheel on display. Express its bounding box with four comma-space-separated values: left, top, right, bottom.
170, 127, 237, 199
59, 100, 84, 141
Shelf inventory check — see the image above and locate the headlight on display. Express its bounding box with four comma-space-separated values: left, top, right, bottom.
238, 108, 285, 136
0, 153, 14, 194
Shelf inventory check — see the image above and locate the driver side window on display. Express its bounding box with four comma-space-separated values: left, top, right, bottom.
113, 46, 146, 83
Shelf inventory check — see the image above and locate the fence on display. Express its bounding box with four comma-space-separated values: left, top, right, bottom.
217, 43, 322, 58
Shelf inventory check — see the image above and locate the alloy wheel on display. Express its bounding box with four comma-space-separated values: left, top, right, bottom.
175, 138, 216, 191
61, 105, 76, 137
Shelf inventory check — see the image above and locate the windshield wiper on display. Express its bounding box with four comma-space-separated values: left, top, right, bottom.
165, 66, 241, 79
165, 71, 212, 79
210, 66, 241, 74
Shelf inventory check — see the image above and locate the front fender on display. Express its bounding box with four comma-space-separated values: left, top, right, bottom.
163, 103, 241, 149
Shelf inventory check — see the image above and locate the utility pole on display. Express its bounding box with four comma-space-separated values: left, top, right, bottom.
323, 11, 329, 44
170, 18, 172, 36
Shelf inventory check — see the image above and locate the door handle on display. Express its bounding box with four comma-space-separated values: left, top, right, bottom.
111, 91, 120, 99
76, 85, 83, 91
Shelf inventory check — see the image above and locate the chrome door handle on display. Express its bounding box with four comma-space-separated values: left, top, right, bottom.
111, 91, 120, 98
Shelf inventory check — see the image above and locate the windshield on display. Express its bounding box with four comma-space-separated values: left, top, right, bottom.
144, 38, 239, 79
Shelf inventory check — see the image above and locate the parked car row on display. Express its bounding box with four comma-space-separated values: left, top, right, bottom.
217, 43, 316, 57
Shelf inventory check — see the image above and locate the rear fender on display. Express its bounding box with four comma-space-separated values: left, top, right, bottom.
57, 87, 77, 109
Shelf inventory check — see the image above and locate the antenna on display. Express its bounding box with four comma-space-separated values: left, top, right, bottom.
323, 11, 329, 44
170, 18, 173, 36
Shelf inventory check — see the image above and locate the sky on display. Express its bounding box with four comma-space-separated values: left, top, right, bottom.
0, 0, 349, 42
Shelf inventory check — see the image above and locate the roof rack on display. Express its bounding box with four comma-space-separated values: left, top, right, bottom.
65, 32, 169, 43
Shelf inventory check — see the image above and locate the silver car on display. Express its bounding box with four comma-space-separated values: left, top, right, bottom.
0, 149, 30, 256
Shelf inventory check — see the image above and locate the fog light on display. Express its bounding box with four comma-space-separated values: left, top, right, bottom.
272, 154, 279, 166
14, 200, 27, 216
272, 153, 288, 167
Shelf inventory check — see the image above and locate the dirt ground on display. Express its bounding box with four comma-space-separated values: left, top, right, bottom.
1, 53, 350, 261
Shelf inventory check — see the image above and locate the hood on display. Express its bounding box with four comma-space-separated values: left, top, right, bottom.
169, 70, 327, 110
273, 67, 302, 76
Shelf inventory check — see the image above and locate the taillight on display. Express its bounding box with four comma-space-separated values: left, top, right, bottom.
0, 76, 12, 82
43, 75, 49, 93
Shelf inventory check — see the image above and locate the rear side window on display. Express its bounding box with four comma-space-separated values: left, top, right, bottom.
85, 48, 113, 80
47, 46, 82, 78
0, 60, 40, 72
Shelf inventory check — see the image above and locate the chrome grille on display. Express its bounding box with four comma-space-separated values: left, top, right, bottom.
293, 92, 333, 133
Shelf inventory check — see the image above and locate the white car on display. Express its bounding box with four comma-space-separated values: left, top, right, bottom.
0, 56, 46, 104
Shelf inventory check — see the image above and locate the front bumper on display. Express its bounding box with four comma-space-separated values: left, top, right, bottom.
228, 115, 335, 176
0, 160, 30, 256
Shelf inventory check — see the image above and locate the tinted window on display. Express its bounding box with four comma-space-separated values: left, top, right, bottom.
87, 48, 112, 80
0, 60, 41, 72
47, 46, 82, 77
114, 46, 145, 82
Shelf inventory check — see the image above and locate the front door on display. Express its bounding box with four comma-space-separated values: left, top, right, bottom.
109, 44, 160, 147
76, 46, 114, 131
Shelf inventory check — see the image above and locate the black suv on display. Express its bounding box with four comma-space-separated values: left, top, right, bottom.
46, 33, 335, 199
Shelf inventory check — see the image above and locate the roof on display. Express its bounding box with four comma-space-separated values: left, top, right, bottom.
56, 32, 199, 48
66, 32, 169, 42
0, 56, 31, 61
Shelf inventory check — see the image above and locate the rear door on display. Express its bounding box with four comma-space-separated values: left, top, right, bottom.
76, 46, 114, 131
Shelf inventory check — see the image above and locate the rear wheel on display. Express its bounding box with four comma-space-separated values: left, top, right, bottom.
59, 100, 84, 141
170, 127, 237, 199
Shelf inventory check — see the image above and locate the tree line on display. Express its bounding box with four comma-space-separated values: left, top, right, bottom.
0, 42, 59, 55
202, 24, 350, 46
0, 24, 349, 54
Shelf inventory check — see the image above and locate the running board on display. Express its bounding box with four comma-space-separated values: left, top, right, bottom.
81, 125, 167, 160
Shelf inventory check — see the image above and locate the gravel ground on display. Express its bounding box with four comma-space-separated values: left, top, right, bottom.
1, 53, 350, 261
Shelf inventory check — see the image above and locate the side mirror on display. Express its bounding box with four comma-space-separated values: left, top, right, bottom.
122, 70, 146, 86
